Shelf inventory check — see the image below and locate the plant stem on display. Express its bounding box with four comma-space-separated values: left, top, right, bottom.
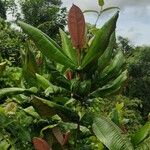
74, 119, 80, 148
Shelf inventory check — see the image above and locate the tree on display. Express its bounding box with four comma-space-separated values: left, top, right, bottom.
124, 46, 150, 119
0, 0, 6, 19
19, 0, 67, 40
118, 36, 134, 56
0, 18, 25, 66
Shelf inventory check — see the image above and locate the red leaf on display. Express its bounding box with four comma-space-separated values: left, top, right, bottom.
65, 70, 73, 80
62, 131, 70, 145
68, 4, 85, 49
33, 137, 51, 150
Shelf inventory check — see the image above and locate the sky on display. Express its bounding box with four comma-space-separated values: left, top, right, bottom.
62, 0, 150, 46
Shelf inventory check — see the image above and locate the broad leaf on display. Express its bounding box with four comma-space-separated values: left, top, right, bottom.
32, 96, 79, 123
92, 116, 134, 150
33, 137, 51, 150
90, 70, 128, 98
17, 21, 76, 69
135, 137, 150, 150
59, 28, 78, 64
0, 87, 37, 99
68, 4, 85, 49
81, 12, 119, 69
36, 73, 51, 90
131, 121, 150, 146
99, 49, 125, 84
23, 46, 38, 86
97, 32, 116, 72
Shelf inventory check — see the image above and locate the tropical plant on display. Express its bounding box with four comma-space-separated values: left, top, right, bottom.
16, 4, 128, 149
0, 3, 149, 150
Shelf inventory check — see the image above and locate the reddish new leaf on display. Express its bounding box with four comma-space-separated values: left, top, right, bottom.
65, 70, 73, 80
68, 4, 85, 49
33, 137, 51, 150
62, 131, 70, 145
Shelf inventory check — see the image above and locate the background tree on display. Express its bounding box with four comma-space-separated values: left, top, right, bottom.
124, 46, 150, 119
19, 0, 67, 40
0, 0, 6, 19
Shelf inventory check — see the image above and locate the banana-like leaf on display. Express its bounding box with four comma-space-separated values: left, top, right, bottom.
36, 73, 51, 90
36, 74, 68, 96
32, 96, 79, 123
0, 87, 37, 99
45, 84, 67, 96
17, 21, 76, 69
135, 137, 150, 150
92, 116, 134, 150
131, 121, 150, 146
99, 49, 125, 84
59, 28, 78, 65
0, 62, 6, 74
97, 32, 116, 72
23, 47, 38, 86
81, 12, 119, 69
90, 70, 127, 98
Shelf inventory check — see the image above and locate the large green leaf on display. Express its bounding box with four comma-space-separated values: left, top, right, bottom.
17, 21, 76, 69
59, 28, 78, 65
90, 70, 127, 98
131, 121, 150, 146
36, 73, 51, 90
32, 96, 79, 123
0, 87, 37, 99
135, 137, 150, 150
97, 32, 116, 72
92, 116, 134, 150
99, 49, 125, 84
81, 12, 119, 69
23, 46, 38, 86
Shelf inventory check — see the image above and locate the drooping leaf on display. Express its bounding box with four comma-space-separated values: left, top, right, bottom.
81, 12, 119, 69
0, 87, 37, 99
68, 4, 85, 49
32, 96, 79, 123
90, 70, 128, 98
36, 73, 51, 90
97, 32, 116, 72
131, 121, 150, 146
135, 137, 150, 150
17, 21, 76, 69
92, 116, 134, 150
23, 46, 38, 86
33, 137, 51, 150
59, 28, 78, 65
99, 49, 125, 84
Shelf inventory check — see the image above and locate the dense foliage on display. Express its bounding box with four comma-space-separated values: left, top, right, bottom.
19, 0, 67, 40
0, 0, 149, 150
